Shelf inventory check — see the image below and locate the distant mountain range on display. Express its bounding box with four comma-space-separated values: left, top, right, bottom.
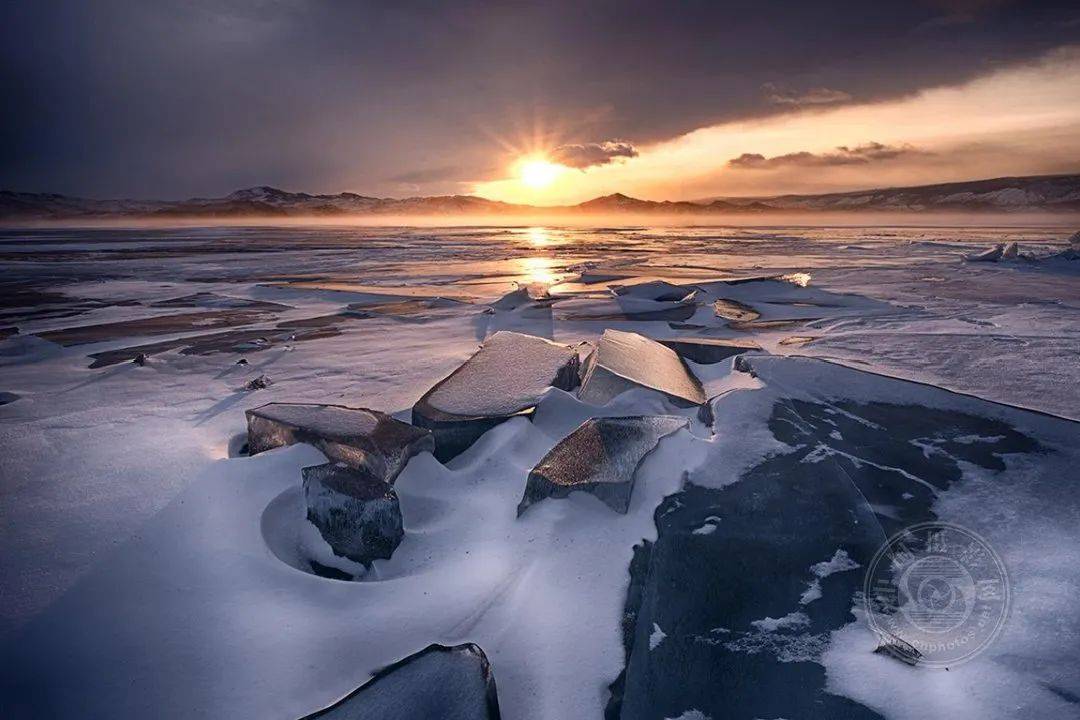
3, 173, 1079, 220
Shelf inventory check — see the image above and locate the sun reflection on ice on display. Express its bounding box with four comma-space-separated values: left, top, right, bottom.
516, 255, 561, 298
527, 227, 549, 247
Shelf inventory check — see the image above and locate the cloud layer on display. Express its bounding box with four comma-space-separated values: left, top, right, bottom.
763, 84, 853, 106
1, 2, 1077, 196
729, 142, 925, 169
551, 141, 638, 169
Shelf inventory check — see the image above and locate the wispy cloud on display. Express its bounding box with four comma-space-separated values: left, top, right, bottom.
551, 141, 638, 169
763, 83, 852, 107
729, 142, 926, 169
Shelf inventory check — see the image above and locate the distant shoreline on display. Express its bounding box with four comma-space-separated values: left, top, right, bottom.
3, 173, 1080, 223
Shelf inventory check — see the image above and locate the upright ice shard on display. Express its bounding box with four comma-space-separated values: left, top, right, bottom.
299, 643, 502, 720
246, 403, 433, 483
965, 244, 1004, 262
303, 462, 404, 565
518, 415, 688, 515
656, 336, 760, 364
578, 329, 706, 407
412, 331, 581, 461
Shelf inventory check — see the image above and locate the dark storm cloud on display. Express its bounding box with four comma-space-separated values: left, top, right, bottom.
1, 0, 1077, 197
729, 143, 927, 169
551, 141, 638, 169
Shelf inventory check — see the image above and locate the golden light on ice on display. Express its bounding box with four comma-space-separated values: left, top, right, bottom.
518, 255, 559, 287
526, 227, 549, 247
519, 158, 562, 188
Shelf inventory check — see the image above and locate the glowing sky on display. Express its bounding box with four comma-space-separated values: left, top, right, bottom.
476, 48, 1080, 204
1, 1, 1078, 201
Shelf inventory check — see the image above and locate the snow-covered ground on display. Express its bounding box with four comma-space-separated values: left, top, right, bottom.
0, 223, 1077, 719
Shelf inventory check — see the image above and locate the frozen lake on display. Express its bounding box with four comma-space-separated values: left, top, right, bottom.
1, 224, 1078, 719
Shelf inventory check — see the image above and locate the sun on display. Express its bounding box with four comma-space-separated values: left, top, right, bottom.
519, 158, 562, 188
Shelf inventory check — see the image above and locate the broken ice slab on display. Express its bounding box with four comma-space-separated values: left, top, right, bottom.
612, 280, 697, 303
965, 244, 1004, 262
873, 631, 923, 666
518, 415, 688, 516
246, 403, 434, 483
412, 331, 581, 461
299, 643, 502, 720
656, 336, 761, 364
1001, 241, 1019, 259
578, 329, 706, 407
302, 462, 403, 565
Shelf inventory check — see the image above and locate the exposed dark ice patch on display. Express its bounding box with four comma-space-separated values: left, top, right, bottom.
86, 314, 350, 367
608, 396, 1043, 720
150, 292, 290, 311
768, 399, 1041, 534
38, 309, 279, 346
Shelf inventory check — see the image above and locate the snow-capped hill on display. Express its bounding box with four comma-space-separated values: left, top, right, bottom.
710, 174, 1080, 212
3, 173, 1079, 220
225, 186, 297, 203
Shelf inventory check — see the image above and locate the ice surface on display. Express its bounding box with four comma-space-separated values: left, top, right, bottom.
299, 643, 500, 719
1, 224, 1078, 720
303, 462, 404, 564
247, 402, 433, 482
413, 331, 581, 460
518, 415, 688, 515
579, 330, 706, 406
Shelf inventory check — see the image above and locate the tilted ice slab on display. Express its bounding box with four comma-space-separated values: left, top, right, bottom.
579, 329, 706, 407
247, 402, 433, 483
300, 643, 501, 720
518, 415, 689, 515
412, 331, 581, 460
